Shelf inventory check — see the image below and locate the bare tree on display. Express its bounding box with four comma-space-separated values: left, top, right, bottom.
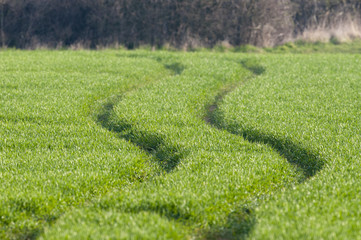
0, 0, 5, 47
1, 0, 360, 48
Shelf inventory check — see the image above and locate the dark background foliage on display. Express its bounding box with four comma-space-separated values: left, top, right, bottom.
0, 0, 360, 49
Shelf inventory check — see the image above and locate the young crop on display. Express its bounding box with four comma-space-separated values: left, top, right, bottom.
218, 54, 361, 239
40, 52, 302, 239
1, 50, 360, 239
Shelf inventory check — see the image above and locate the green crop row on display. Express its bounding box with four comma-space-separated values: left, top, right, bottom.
0, 50, 171, 239
218, 54, 361, 239
1, 50, 360, 239
39, 52, 302, 239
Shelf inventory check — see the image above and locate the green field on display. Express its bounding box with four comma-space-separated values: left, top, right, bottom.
1, 49, 360, 239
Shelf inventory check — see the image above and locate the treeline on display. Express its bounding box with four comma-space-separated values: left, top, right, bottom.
1, 0, 361, 49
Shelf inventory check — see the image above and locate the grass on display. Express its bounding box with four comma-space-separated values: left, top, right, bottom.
207, 39, 361, 54
0, 50, 170, 239
217, 54, 361, 239
1, 47, 361, 239
264, 39, 361, 53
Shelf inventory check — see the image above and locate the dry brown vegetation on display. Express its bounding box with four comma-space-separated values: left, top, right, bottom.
0, 0, 360, 49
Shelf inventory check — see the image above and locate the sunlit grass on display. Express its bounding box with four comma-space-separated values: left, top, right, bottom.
218, 54, 361, 239
1, 49, 360, 239
0, 50, 170, 238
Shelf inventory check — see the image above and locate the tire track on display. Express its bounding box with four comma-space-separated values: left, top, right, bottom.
206, 58, 324, 182
93, 57, 187, 175
92, 56, 325, 239
204, 58, 325, 238
94, 94, 186, 174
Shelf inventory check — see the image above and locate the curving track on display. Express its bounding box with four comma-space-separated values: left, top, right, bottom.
84, 54, 324, 239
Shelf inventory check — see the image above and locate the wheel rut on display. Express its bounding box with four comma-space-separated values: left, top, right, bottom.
204, 58, 325, 238
94, 96, 186, 175
91, 56, 325, 239
206, 58, 324, 182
